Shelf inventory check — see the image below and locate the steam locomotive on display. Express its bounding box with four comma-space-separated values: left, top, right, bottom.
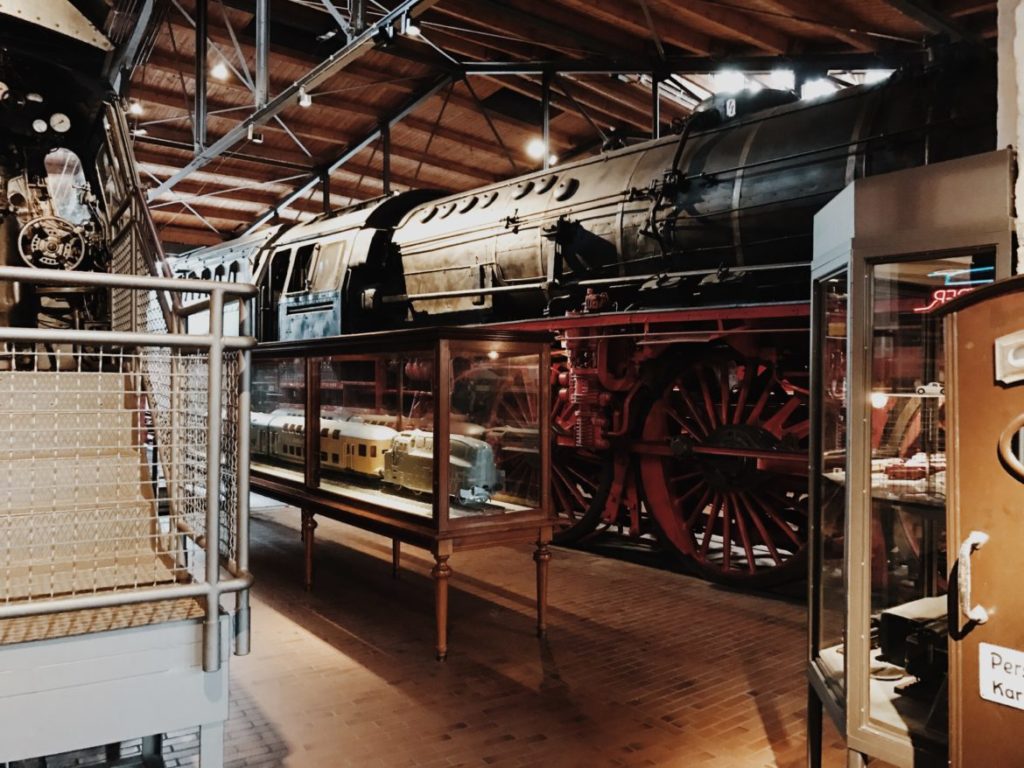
176, 52, 995, 586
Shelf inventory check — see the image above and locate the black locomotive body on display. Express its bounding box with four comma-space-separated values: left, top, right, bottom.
176, 54, 995, 586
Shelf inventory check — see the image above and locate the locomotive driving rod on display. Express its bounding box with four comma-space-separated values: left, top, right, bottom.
629, 441, 806, 464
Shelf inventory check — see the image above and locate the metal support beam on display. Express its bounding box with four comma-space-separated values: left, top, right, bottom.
147, 0, 444, 201
883, 0, 971, 40
321, 170, 331, 215
352, 0, 366, 34
255, 0, 269, 107
241, 73, 453, 235
381, 122, 391, 195
195, 0, 208, 150
541, 69, 551, 170
460, 52, 922, 75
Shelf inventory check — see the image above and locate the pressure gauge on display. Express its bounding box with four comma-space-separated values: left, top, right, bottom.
31, 119, 47, 133
49, 113, 71, 133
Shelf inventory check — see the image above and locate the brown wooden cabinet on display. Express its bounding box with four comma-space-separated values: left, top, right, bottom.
943, 277, 1024, 767
250, 327, 554, 659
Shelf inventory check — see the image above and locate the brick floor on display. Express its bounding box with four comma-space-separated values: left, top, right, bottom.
15, 502, 858, 767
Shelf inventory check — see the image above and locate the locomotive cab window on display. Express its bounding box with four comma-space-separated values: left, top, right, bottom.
286, 243, 318, 294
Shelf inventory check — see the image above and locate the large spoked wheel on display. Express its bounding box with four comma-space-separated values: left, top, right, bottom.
639, 355, 809, 587
550, 361, 612, 544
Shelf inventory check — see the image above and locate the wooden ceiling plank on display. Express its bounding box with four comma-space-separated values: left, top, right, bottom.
646, 0, 792, 54
551, 0, 713, 55
754, 0, 877, 51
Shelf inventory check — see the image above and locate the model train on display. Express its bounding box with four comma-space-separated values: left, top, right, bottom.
176, 51, 995, 585
251, 407, 502, 504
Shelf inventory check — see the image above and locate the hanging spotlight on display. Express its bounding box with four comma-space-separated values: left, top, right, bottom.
548, 154, 558, 166
211, 61, 229, 80
129, 100, 144, 116
246, 123, 264, 144
525, 137, 546, 160
405, 21, 421, 36
298, 87, 312, 108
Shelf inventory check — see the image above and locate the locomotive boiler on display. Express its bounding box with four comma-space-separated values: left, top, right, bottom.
176, 52, 995, 586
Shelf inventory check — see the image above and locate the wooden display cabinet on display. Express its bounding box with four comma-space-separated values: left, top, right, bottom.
250, 327, 553, 659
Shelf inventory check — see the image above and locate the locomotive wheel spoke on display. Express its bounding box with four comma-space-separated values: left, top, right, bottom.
686, 487, 713, 530
639, 353, 810, 586
675, 388, 708, 437
738, 492, 781, 565
762, 396, 801, 437
732, 361, 753, 424
731, 493, 758, 575
698, 368, 719, 430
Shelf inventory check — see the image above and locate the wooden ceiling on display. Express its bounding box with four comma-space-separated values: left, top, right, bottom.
125, 0, 997, 249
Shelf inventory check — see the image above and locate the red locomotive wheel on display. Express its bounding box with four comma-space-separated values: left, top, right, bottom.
639, 356, 809, 586
480, 361, 611, 539
549, 362, 611, 544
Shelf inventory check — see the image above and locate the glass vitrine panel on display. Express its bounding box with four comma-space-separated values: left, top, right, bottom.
448, 346, 543, 519
817, 272, 849, 697
863, 250, 994, 741
317, 352, 437, 521
251, 357, 306, 484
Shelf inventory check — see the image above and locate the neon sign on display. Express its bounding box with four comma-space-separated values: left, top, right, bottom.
914, 287, 974, 313
913, 266, 995, 312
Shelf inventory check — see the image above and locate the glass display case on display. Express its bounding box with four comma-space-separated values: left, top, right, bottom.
808, 151, 1015, 767
250, 327, 554, 659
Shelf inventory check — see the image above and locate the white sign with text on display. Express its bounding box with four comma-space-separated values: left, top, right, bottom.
980, 642, 1024, 711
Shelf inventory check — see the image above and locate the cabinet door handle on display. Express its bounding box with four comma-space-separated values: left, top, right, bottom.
958, 531, 990, 625
997, 411, 1024, 482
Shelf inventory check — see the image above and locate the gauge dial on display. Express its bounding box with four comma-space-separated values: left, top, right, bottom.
49, 113, 71, 133
31, 119, 47, 134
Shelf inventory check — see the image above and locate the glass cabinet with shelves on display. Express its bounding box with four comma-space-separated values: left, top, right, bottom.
249, 327, 554, 659
808, 150, 1015, 767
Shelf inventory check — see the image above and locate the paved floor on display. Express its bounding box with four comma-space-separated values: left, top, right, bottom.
22, 501, 855, 767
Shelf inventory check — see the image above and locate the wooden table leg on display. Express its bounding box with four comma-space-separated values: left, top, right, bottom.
534, 540, 551, 638
392, 539, 401, 578
432, 553, 452, 661
301, 509, 317, 592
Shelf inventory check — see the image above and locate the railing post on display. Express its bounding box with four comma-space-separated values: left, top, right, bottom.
234, 296, 252, 656
203, 287, 225, 672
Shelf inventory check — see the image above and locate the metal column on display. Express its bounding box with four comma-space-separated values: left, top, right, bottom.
321, 170, 332, 214
651, 73, 661, 139
381, 122, 391, 195
194, 0, 208, 150
255, 0, 269, 107
542, 69, 551, 169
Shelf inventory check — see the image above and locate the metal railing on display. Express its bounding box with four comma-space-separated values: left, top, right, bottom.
0, 266, 256, 672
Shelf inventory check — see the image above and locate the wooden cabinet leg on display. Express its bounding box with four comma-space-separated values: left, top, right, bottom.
432, 553, 452, 661
301, 510, 317, 592
534, 540, 551, 638
392, 539, 401, 578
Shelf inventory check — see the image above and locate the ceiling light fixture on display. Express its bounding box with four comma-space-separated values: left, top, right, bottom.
298, 87, 312, 108
129, 100, 144, 116
211, 61, 229, 80
405, 21, 421, 36
526, 137, 546, 160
